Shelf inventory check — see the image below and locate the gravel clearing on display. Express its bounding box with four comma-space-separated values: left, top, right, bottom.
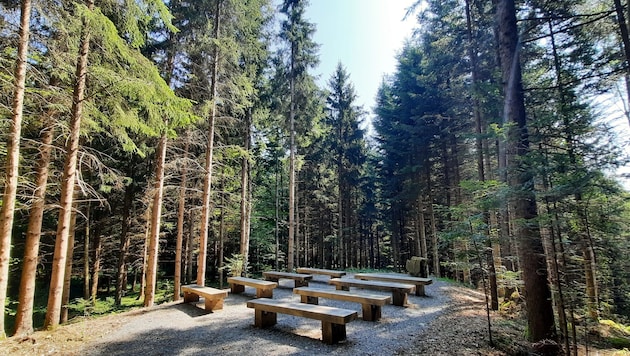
81, 274, 451, 356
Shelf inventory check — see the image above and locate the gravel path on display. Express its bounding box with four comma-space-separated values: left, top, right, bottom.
81, 275, 451, 356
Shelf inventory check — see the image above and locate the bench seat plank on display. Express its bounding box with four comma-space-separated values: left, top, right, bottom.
246, 299, 357, 344
328, 278, 415, 307
181, 284, 228, 311
262, 271, 313, 288
294, 287, 390, 321
227, 277, 277, 298
296, 268, 346, 278
354, 273, 433, 296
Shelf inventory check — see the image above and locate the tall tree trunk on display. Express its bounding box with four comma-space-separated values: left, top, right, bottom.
197, 0, 222, 284
218, 172, 226, 286
0, 0, 32, 337
138, 206, 151, 300
115, 183, 134, 305
44, 0, 94, 329
275, 150, 281, 270
497, 0, 555, 342
186, 208, 195, 284
61, 196, 79, 323
90, 232, 102, 304
426, 166, 440, 277
239, 110, 252, 274
174, 133, 190, 301
287, 16, 299, 271
13, 112, 53, 337
144, 132, 168, 307
83, 203, 91, 300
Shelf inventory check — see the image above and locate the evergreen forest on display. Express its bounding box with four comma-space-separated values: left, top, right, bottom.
1, 0, 630, 354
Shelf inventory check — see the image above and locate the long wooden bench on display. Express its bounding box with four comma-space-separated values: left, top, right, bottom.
354, 273, 433, 296
293, 287, 390, 321
328, 278, 415, 307
181, 284, 228, 312
262, 271, 313, 288
227, 276, 277, 298
246, 299, 357, 344
296, 267, 346, 279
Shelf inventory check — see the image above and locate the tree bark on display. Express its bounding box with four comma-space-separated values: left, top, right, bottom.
497, 0, 555, 342
0, 0, 32, 337
61, 197, 79, 323
240, 110, 252, 274
13, 111, 53, 336
45, 0, 94, 329
90, 232, 102, 304
144, 131, 168, 307
83, 203, 91, 300
115, 183, 134, 305
197, 0, 222, 284
174, 133, 190, 301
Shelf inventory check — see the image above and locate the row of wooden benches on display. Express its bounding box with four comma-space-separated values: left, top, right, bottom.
180, 268, 433, 344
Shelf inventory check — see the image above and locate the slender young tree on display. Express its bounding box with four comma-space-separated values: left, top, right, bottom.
0, 0, 32, 337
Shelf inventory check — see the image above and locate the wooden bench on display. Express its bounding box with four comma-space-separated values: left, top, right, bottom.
294, 287, 390, 321
262, 271, 313, 288
181, 284, 228, 311
328, 278, 415, 307
227, 276, 277, 298
354, 273, 433, 296
246, 299, 357, 344
296, 267, 346, 279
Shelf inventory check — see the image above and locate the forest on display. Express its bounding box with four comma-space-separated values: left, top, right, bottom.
1, 0, 630, 353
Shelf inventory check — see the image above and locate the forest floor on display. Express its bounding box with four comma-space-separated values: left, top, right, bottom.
1, 277, 629, 355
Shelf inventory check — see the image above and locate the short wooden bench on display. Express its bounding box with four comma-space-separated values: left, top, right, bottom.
227, 276, 277, 298
262, 271, 313, 288
296, 267, 346, 279
328, 278, 415, 307
246, 299, 357, 344
181, 284, 228, 311
294, 287, 391, 321
354, 273, 433, 296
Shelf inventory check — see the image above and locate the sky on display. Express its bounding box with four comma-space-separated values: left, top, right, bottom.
304, 0, 417, 117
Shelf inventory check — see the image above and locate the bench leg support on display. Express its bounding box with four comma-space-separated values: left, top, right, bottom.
300, 295, 318, 304
254, 309, 277, 327
392, 290, 408, 307
321, 321, 346, 344
294, 280, 309, 288
334, 285, 350, 291
183, 292, 200, 303
256, 289, 273, 298
415, 285, 425, 296
230, 284, 245, 294
362, 304, 381, 321
204, 297, 224, 311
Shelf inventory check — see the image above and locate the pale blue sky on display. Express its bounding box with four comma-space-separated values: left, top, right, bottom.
304, 0, 417, 116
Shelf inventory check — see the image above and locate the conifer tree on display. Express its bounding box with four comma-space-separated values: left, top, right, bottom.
279, 0, 319, 270
0, 0, 31, 337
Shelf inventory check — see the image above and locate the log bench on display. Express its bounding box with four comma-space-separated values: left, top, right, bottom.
246, 299, 357, 344
328, 278, 415, 307
181, 284, 228, 312
293, 287, 391, 321
296, 267, 346, 279
262, 271, 313, 288
227, 276, 277, 298
354, 273, 433, 296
